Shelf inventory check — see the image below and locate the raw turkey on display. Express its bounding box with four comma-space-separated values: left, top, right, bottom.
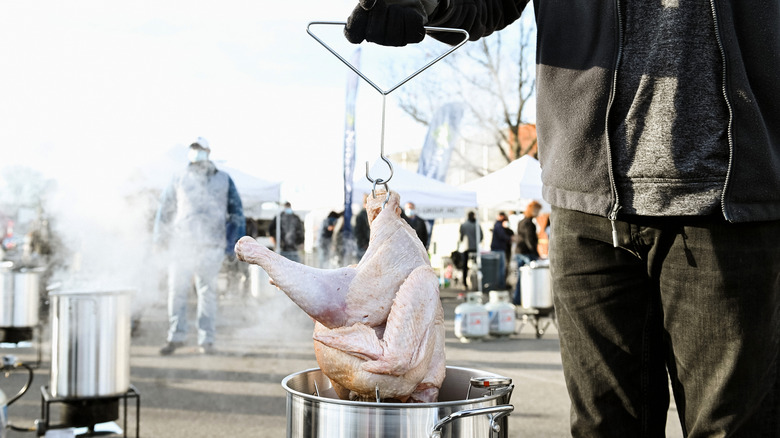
234, 189, 445, 402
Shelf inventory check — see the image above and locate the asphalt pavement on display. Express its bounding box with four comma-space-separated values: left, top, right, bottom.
1, 285, 684, 437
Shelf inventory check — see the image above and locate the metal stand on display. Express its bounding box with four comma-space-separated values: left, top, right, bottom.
38, 385, 140, 438
516, 308, 557, 339
0, 324, 43, 368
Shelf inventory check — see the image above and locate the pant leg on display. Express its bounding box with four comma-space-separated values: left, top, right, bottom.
657, 218, 780, 437
462, 250, 473, 288
194, 248, 225, 346
167, 260, 195, 343
550, 207, 670, 437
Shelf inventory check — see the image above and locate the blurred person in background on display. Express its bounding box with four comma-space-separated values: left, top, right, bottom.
343, 1, 780, 435
515, 201, 542, 265
457, 210, 482, 290
269, 202, 304, 262
403, 201, 429, 249
488, 211, 511, 288
353, 193, 371, 260
513, 200, 542, 305
318, 210, 342, 268
153, 137, 245, 356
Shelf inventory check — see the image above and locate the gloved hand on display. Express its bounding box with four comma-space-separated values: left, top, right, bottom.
344, 0, 427, 47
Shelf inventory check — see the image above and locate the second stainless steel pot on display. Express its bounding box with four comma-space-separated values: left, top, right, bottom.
0, 264, 43, 328
49, 289, 132, 398
519, 260, 553, 309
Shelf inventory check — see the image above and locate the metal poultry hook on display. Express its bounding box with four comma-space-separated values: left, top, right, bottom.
365, 94, 394, 208
306, 22, 469, 209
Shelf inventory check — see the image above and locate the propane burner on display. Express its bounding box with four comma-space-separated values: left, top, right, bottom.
40, 289, 138, 436
37, 385, 140, 437
0, 326, 43, 368
0, 327, 33, 343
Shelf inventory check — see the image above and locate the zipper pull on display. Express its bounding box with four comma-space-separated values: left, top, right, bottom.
610, 220, 619, 248
608, 204, 621, 248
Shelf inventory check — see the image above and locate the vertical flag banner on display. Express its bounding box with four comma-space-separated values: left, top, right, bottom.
342, 48, 361, 235
417, 102, 465, 182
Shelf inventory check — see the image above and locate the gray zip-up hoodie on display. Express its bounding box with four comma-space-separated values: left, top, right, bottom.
427, 0, 780, 223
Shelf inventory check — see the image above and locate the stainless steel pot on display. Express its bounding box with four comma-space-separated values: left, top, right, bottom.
519, 260, 553, 309
49, 289, 132, 398
0, 264, 43, 328
282, 366, 514, 438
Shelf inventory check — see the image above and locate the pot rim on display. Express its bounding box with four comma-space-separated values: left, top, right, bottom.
282, 366, 512, 409
48, 288, 135, 297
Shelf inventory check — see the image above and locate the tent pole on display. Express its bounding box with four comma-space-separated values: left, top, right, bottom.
476, 207, 483, 294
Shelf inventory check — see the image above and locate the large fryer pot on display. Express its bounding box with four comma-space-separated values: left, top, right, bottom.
519, 260, 553, 309
49, 289, 132, 398
0, 264, 43, 328
282, 366, 514, 438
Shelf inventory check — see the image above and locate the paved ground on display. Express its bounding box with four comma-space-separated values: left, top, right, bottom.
1, 285, 684, 437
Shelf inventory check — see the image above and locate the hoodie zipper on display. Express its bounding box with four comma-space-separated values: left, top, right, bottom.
605, 0, 624, 247
709, 0, 735, 223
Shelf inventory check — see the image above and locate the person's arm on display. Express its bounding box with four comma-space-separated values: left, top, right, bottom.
428, 0, 528, 44
344, 0, 528, 46
152, 180, 177, 249
225, 178, 246, 255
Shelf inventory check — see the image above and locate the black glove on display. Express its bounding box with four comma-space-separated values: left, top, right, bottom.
344, 0, 426, 47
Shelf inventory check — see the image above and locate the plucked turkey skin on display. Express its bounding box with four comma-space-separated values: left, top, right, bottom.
234, 189, 445, 402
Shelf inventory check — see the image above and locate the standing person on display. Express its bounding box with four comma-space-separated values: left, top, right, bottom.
403, 201, 429, 249
513, 200, 542, 305
318, 211, 341, 268
458, 210, 482, 290
344, 2, 780, 436
353, 194, 370, 260
268, 202, 305, 263
488, 212, 511, 288
515, 200, 542, 265
489, 212, 511, 255
153, 137, 245, 356
500, 218, 514, 265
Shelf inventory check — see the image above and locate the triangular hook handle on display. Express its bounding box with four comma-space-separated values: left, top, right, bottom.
306, 21, 469, 96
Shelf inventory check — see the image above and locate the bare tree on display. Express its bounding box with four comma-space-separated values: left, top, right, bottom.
392, 14, 537, 177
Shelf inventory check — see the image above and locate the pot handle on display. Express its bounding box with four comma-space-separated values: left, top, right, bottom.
430, 404, 514, 438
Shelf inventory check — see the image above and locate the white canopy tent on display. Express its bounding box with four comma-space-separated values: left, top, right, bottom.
217, 164, 281, 218
354, 160, 478, 219
460, 155, 548, 212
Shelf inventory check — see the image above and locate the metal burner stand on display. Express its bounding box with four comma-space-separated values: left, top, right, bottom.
37, 385, 140, 437
517, 307, 557, 339
0, 324, 43, 368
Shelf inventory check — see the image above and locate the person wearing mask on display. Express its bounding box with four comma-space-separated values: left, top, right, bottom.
457, 210, 482, 290
153, 137, 245, 356
353, 193, 371, 260
403, 201, 429, 249
343, 2, 780, 436
269, 202, 305, 262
